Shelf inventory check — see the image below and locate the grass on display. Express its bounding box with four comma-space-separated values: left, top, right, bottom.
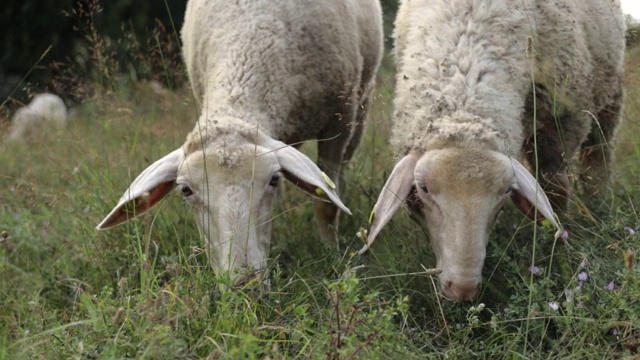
1, 16, 640, 360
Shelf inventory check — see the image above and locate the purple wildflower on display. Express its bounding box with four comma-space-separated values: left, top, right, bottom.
613, 328, 619, 336
578, 271, 588, 281
607, 281, 616, 291
528, 265, 542, 276
561, 230, 569, 240
9, 186, 15, 192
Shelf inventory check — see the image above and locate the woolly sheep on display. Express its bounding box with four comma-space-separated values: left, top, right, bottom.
7, 93, 68, 141
98, 0, 383, 283
359, 0, 625, 301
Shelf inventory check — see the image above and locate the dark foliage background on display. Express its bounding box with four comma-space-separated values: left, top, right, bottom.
0, 0, 187, 106
0, 0, 399, 109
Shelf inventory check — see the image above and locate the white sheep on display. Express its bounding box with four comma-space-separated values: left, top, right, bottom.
98, 0, 384, 283
359, 0, 625, 301
7, 93, 68, 141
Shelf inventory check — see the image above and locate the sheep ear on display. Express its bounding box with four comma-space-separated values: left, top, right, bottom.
96, 148, 184, 230
358, 154, 417, 255
265, 139, 351, 215
508, 157, 563, 233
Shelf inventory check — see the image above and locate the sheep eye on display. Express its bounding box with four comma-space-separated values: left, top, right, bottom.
179, 184, 194, 197
268, 173, 280, 188
418, 183, 429, 193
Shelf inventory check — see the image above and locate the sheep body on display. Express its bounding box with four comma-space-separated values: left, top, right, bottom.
361, 0, 625, 301
8, 93, 68, 141
181, 0, 383, 144
99, 0, 383, 281
393, 0, 624, 160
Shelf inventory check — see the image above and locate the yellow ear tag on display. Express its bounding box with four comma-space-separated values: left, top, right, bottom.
321, 172, 336, 189
316, 187, 326, 197
540, 212, 562, 229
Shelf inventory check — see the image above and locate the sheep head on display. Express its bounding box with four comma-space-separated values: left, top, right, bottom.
359, 147, 562, 302
97, 125, 349, 284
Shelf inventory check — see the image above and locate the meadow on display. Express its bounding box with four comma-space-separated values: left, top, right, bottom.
1, 14, 639, 360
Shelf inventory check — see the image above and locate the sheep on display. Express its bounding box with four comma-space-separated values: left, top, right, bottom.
97, 0, 384, 283
358, 0, 625, 301
7, 93, 68, 141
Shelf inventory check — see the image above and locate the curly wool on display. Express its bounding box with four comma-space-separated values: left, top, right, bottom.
181, 0, 383, 146
392, 0, 625, 159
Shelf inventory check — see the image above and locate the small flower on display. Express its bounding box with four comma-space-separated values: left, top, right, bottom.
578, 271, 588, 281
564, 289, 573, 302
624, 226, 636, 236
561, 230, 569, 240
612, 328, 619, 336
548, 302, 560, 311
9, 186, 16, 192
356, 227, 368, 242
528, 265, 542, 276
607, 281, 616, 291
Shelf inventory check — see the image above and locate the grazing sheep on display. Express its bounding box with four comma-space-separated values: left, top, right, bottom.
98, 0, 384, 283
359, 0, 625, 301
7, 93, 68, 141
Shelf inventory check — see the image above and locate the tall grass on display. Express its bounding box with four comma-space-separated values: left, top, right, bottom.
1, 6, 639, 360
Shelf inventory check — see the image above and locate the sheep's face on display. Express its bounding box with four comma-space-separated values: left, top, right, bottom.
177, 143, 279, 282
411, 148, 513, 301
97, 129, 350, 286
360, 147, 562, 302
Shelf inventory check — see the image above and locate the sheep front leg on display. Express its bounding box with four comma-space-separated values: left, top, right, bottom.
314, 97, 361, 246
523, 129, 571, 212
314, 148, 343, 246
579, 88, 623, 198
523, 87, 591, 213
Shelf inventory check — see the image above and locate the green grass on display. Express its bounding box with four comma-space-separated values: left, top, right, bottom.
1, 32, 640, 360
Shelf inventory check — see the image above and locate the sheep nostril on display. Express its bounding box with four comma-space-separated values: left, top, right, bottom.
444, 280, 453, 289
